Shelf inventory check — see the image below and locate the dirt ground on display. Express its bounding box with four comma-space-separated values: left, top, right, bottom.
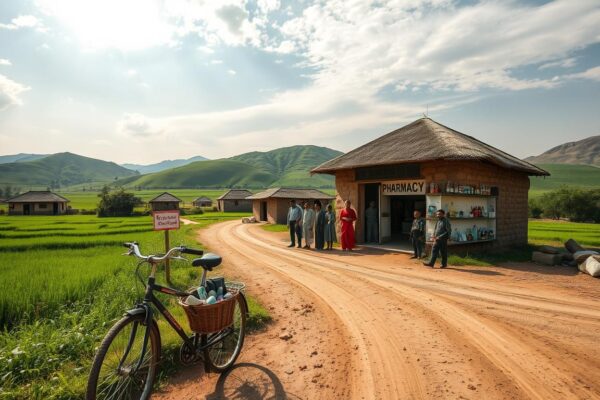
156, 220, 600, 400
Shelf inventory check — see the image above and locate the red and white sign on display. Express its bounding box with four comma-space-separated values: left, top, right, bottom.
152, 210, 180, 231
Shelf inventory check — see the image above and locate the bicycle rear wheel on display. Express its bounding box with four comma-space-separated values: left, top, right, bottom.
86, 313, 161, 400
204, 293, 247, 372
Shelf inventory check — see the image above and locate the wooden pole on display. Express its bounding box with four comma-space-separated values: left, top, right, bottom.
165, 229, 171, 284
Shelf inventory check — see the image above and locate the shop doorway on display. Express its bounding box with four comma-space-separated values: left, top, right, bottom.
389, 195, 426, 242
260, 201, 267, 221
364, 184, 379, 243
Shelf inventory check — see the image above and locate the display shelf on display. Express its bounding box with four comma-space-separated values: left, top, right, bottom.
426, 239, 496, 246
426, 217, 496, 221
426, 193, 496, 198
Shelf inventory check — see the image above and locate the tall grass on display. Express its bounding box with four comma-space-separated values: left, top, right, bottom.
0, 213, 269, 399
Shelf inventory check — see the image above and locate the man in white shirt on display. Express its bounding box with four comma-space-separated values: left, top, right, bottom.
286, 199, 303, 248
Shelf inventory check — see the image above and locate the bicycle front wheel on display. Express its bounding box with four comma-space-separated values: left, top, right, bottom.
86, 313, 161, 400
204, 293, 247, 372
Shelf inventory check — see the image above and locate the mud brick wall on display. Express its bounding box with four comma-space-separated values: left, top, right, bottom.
333, 160, 531, 249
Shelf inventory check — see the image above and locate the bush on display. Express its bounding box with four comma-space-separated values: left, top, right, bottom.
97, 186, 142, 217
528, 198, 543, 218
188, 207, 204, 215
536, 187, 600, 222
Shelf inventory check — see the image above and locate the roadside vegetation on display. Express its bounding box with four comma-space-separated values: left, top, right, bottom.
0, 211, 266, 399
529, 187, 600, 222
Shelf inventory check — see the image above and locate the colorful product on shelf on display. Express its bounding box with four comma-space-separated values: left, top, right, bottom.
428, 182, 493, 195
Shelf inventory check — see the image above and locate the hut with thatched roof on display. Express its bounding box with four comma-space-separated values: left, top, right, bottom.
312, 117, 549, 250
247, 188, 335, 224
217, 189, 253, 212
7, 191, 70, 215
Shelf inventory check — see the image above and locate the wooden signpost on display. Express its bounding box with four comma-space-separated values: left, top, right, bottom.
152, 209, 180, 284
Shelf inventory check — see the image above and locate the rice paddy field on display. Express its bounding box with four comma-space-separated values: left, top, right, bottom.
528, 219, 600, 248
0, 211, 261, 399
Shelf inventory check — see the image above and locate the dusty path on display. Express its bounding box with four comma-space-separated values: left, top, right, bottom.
158, 220, 600, 400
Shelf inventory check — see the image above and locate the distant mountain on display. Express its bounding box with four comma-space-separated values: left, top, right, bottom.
525, 135, 600, 166
0, 153, 48, 164
122, 155, 208, 174
119, 145, 343, 189
0, 152, 139, 187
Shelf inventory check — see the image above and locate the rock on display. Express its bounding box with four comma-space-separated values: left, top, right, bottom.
532, 251, 562, 266
285, 369, 294, 375
314, 363, 323, 368
538, 245, 561, 254
299, 365, 308, 371
279, 333, 293, 341
468, 384, 476, 390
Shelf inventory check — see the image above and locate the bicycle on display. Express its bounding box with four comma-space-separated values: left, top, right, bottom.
86, 242, 247, 400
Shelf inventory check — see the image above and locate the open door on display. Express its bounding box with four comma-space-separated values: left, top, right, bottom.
380, 189, 391, 243
260, 201, 268, 221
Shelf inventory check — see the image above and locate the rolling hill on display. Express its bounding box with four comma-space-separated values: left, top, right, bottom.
122, 155, 208, 174
0, 153, 48, 164
529, 163, 600, 195
526, 135, 600, 166
119, 145, 343, 189
0, 152, 139, 188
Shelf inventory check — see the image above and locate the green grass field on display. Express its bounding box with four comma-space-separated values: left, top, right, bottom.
528, 219, 600, 248
529, 163, 600, 197
0, 211, 262, 399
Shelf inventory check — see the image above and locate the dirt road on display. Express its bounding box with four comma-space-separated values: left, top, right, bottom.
158, 220, 600, 400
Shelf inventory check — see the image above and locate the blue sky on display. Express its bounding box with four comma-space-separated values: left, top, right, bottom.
0, 0, 599, 164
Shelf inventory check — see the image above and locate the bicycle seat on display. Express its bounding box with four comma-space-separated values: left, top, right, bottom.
192, 253, 222, 271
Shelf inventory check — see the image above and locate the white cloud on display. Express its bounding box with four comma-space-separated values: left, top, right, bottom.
0, 15, 41, 30
126, 69, 138, 77
0, 59, 11, 66
228, 69, 237, 75
565, 66, 600, 82
117, 113, 164, 138
539, 58, 577, 70
0, 74, 30, 110
210, 59, 224, 65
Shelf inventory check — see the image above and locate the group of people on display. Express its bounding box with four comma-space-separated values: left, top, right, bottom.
286, 198, 450, 268
286, 199, 357, 251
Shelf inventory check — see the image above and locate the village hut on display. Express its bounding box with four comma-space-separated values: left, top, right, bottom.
246, 188, 335, 224
7, 191, 70, 215
311, 117, 549, 250
217, 189, 253, 212
192, 196, 213, 208
148, 192, 182, 211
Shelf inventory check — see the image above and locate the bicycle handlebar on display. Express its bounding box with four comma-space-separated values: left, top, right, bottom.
123, 242, 203, 264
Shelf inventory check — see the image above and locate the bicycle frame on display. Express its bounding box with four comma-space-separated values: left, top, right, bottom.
122, 262, 239, 374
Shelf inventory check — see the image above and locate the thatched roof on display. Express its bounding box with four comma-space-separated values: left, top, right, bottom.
149, 192, 182, 203
312, 118, 549, 176
246, 188, 335, 200
7, 191, 70, 203
193, 196, 212, 202
217, 189, 253, 200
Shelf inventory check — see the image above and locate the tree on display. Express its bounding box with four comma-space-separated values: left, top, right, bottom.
537, 187, 600, 223
97, 186, 142, 217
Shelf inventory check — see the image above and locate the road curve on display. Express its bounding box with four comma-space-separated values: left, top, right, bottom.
165, 220, 600, 400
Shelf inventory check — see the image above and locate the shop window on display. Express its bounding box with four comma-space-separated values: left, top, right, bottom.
39, 204, 47, 209
355, 163, 421, 181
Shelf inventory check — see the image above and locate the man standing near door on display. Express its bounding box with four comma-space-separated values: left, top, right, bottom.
424, 209, 451, 268
410, 210, 425, 259
286, 200, 303, 248
365, 201, 378, 243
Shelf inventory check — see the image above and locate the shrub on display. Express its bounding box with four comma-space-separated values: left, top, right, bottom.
536, 187, 600, 222
97, 186, 142, 217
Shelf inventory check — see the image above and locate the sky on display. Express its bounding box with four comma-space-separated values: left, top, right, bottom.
0, 0, 599, 165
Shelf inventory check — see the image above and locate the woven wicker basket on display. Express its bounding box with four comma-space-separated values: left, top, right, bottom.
179, 290, 239, 333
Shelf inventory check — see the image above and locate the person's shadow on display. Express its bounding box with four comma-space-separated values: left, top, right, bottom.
205, 363, 303, 400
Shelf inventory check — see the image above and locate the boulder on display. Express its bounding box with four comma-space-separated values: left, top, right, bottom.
538, 245, 561, 255
532, 251, 562, 266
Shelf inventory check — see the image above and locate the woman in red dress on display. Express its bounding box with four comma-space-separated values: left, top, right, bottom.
340, 200, 357, 251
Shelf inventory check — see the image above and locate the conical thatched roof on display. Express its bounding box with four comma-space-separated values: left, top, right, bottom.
312, 118, 549, 176
149, 192, 182, 203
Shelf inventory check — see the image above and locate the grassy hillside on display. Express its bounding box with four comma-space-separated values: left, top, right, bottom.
230, 145, 341, 187
121, 145, 342, 189
122, 159, 275, 188
0, 152, 138, 188
529, 163, 600, 197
